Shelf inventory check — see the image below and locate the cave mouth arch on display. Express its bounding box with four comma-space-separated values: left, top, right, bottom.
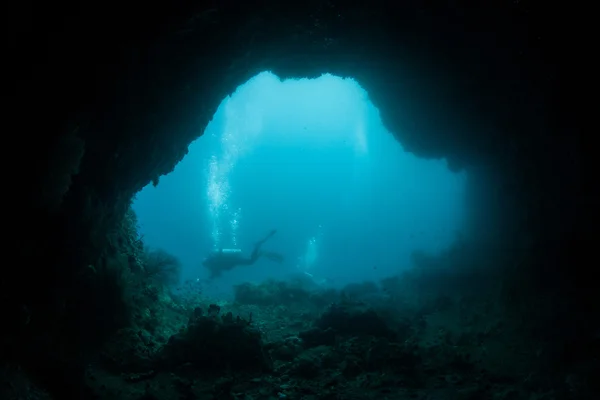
133, 71, 468, 288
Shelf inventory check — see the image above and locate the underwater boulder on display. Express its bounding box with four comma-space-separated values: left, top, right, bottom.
298, 327, 337, 348
233, 282, 273, 306
315, 302, 396, 339
340, 281, 380, 300
160, 304, 270, 373
234, 280, 313, 306
100, 328, 159, 373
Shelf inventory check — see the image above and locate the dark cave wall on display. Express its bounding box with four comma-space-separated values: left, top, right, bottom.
9, 0, 585, 290
15, 0, 575, 230
5, 0, 593, 394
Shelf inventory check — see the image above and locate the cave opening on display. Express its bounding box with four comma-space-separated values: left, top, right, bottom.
133, 71, 467, 293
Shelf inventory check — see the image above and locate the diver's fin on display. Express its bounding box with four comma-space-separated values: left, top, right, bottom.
256, 229, 277, 247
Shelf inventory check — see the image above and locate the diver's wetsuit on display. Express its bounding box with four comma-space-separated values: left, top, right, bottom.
203, 230, 278, 276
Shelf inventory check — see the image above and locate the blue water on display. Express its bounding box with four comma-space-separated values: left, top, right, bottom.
133, 72, 467, 296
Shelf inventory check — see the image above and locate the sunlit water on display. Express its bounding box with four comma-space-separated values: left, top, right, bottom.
133, 72, 467, 294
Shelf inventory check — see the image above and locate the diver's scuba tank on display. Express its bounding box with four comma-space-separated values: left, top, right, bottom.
220, 248, 242, 254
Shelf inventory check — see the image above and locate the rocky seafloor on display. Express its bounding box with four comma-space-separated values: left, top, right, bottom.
2, 210, 595, 400
81, 273, 578, 400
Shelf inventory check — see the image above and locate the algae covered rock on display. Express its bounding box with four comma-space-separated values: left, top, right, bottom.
160, 304, 271, 372
101, 328, 159, 373
315, 302, 396, 339
234, 280, 311, 306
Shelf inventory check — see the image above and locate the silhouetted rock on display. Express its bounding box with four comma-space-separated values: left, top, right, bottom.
316, 302, 396, 339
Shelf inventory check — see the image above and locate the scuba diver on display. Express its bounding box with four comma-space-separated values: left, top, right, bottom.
202, 229, 284, 278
